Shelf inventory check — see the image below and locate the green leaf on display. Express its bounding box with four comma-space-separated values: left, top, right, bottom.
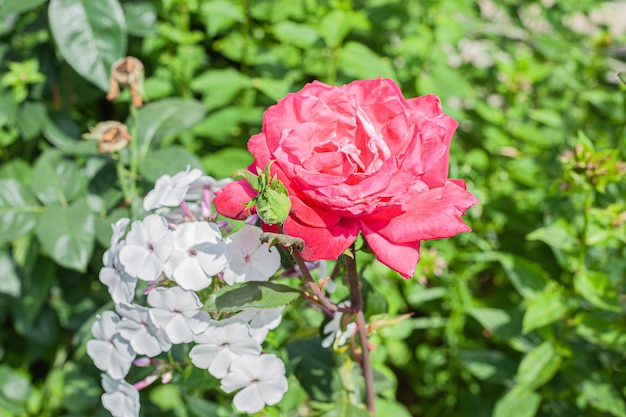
575, 312, 626, 350
30, 149, 86, 205
338, 41, 396, 80
0, 249, 20, 297
204, 281, 300, 312
0, 365, 31, 407
35, 198, 95, 272
287, 337, 340, 403
134, 98, 206, 159
252, 77, 292, 101
319, 9, 354, 48
273, 21, 319, 48
0, 179, 39, 244
48, 0, 127, 91
522, 289, 569, 334
139, 146, 203, 183
573, 270, 621, 313
618, 72, 626, 85
0, 0, 46, 17
467, 307, 511, 332
493, 386, 541, 417
61, 370, 100, 413
16, 102, 47, 140
516, 342, 561, 390
150, 384, 186, 417
185, 394, 222, 417
122, 1, 157, 37
202, 148, 253, 179
322, 399, 371, 417
526, 220, 577, 252
498, 254, 549, 299
374, 399, 412, 417
578, 378, 626, 417
199, 0, 245, 38
190, 68, 251, 110
42, 117, 99, 155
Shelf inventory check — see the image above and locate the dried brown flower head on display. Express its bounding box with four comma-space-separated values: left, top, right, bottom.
83, 121, 132, 153
106, 56, 145, 108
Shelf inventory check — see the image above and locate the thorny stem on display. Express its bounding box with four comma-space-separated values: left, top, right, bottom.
291, 250, 352, 314
345, 245, 376, 416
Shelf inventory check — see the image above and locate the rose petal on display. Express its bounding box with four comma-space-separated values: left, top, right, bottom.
282, 216, 359, 261
361, 222, 421, 279
365, 181, 477, 243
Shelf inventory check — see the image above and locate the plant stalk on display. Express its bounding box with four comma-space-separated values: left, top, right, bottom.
345, 245, 376, 416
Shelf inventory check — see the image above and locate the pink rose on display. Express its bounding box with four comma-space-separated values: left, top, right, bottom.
215, 78, 477, 278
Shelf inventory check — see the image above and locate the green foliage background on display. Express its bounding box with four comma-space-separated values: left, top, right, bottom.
1, 0, 626, 416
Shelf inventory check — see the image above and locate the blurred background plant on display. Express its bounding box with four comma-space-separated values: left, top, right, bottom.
0, 0, 625, 416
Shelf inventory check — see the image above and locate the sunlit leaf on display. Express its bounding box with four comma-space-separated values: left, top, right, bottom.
48, 0, 127, 91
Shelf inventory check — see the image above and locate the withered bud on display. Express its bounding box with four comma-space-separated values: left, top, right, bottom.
106, 57, 145, 108
83, 121, 132, 153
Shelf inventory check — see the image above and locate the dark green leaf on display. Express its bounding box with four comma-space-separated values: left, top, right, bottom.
204, 281, 300, 312
457, 349, 516, 383
0, 179, 39, 244
134, 98, 206, 159
48, 0, 127, 91
498, 254, 549, 299
35, 198, 95, 271
139, 145, 203, 183
30, 149, 87, 205
287, 337, 340, 403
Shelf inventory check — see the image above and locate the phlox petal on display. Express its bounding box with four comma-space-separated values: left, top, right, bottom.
101, 374, 140, 417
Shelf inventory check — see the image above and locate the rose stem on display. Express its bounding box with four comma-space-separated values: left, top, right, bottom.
291, 250, 352, 313
345, 245, 376, 416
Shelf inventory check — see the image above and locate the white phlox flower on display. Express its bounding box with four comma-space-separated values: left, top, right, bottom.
231, 307, 284, 344
222, 225, 281, 285
118, 214, 174, 281
101, 374, 140, 417
116, 302, 172, 357
321, 301, 357, 348
99, 265, 137, 304
147, 286, 211, 344
143, 166, 203, 211
189, 320, 262, 378
163, 221, 229, 291
221, 353, 288, 414
86, 311, 135, 380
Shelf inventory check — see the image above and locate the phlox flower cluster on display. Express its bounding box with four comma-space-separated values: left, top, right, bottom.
88, 167, 288, 416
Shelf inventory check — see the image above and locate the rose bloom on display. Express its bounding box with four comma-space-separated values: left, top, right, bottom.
214, 78, 477, 278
